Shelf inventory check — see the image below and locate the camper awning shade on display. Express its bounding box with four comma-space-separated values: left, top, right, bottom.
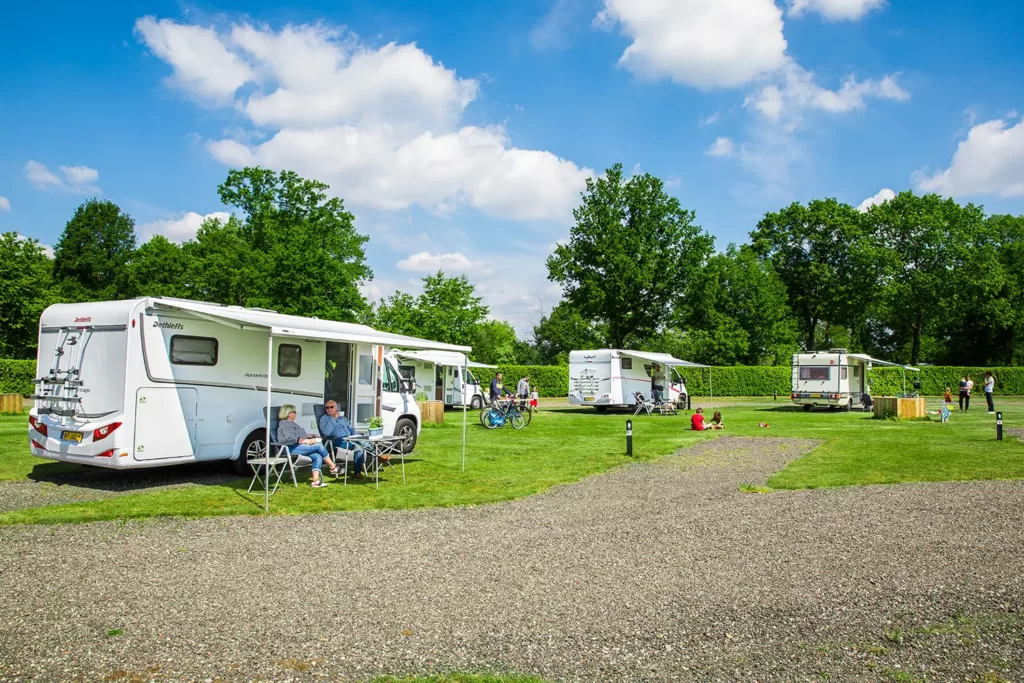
393, 349, 497, 369
619, 350, 710, 368
151, 299, 470, 353
847, 354, 920, 371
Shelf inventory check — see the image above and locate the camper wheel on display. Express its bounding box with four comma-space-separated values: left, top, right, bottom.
470, 395, 483, 410
233, 430, 266, 475
802, 404, 812, 412
396, 417, 417, 453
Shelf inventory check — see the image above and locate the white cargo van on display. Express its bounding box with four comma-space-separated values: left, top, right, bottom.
27, 297, 469, 470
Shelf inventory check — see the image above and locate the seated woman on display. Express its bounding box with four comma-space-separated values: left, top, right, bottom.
709, 411, 724, 430
277, 404, 337, 488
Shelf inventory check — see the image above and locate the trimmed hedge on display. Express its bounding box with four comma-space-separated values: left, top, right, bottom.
471, 365, 568, 398
471, 363, 1024, 397
0, 360, 35, 396
2, 358, 1021, 398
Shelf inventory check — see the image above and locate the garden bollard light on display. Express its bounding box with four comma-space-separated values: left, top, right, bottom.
626, 419, 633, 457
996, 411, 1003, 441
774, 390, 777, 401
687, 394, 691, 411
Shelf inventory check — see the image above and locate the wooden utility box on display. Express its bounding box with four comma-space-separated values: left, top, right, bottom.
873, 397, 927, 419
418, 400, 444, 425
0, 394, 23, 414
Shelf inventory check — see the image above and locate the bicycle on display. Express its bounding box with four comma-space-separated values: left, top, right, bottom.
483, 396, 527, 430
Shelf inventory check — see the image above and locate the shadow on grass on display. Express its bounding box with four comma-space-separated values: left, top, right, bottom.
27, 460, 241, 493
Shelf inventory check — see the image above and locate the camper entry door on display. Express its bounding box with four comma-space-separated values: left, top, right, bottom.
353, 344, 377, 426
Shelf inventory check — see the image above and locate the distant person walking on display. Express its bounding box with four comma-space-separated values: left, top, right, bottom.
984, 371, 996, 413
965, 375, 975, 412
517, 375, 530, 399
958, 377, 968, 412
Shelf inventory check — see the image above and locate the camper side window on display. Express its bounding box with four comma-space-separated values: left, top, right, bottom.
621, 358, 633, 370
398, 365, 416, 381
841, 367, 848, 380
278, 344, 302, 377
799, 367, 830, 380
170, 336, 218, 366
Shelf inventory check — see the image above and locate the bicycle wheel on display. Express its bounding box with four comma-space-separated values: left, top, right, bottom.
509, 410, 526, 430
484, 409, 501, 429
520, 406, 533, 426
479, 406, 491, 427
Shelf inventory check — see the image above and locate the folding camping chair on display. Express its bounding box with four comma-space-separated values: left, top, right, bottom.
262, 406, 314, 487
633, 391, 655, 416
313, 404, 363, 484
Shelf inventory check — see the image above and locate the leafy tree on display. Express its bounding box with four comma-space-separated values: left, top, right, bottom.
371, 272, 489, 348
411, 272, 489, 347
672, 245, 798, 365
547, 164, 714, 349
0, 233, 54, 358
125, 235, 189, 298
751, 198, 871, 352
182, 216, 265, 307
990, 214, 1024, 364
471, 320, 539, 365
532, 302, 606, 365
52, 199, 137, 300
217, 168, 372, 321
864, 192, 986, 365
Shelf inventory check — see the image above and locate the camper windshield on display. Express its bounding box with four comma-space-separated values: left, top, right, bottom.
465, 369, 477, 384
671, 367, 683, 385
38, 328, 127, 418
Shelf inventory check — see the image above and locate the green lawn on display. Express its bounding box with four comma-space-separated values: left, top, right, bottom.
1, 397, 1022, 525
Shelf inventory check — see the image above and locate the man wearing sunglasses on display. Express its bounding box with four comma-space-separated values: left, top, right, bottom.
319, 401, 365, 475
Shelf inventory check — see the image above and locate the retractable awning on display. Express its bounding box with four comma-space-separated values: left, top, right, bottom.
393, 349, 497, 369
848, 354, 920, 371
151, 298, 470, 353
619, 350, 710, 368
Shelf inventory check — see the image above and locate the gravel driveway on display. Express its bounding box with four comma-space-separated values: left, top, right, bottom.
1, 436, 1022, 682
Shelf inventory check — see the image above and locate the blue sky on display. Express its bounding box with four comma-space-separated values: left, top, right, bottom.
2, 0, 1023, 331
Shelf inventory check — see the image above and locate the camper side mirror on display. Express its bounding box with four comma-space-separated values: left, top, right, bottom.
400, 378, 415, 394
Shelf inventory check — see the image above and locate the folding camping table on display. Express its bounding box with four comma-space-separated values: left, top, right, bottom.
345, 435, 406, 489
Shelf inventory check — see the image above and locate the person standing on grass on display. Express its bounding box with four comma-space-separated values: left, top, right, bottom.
490, 372, 507, 402
517, 375, 530, 401
958, 377, 968, 412
964, 375, 975, 412
529, 385, 539, 412
984, 371, 996, 413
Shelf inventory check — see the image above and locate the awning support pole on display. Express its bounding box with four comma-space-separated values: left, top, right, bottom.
462, 361, 467, 472
709, 368, 713, 400
265, 332, 273, 513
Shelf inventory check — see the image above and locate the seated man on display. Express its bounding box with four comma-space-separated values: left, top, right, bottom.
650, 364, 664, 404
319, 401, 366, 474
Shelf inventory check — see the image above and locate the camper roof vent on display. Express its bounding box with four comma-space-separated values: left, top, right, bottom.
829, 348, 848, 354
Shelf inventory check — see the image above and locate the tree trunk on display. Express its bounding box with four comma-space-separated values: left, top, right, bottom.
911, 309, 923, 365
805, 318, 817, 352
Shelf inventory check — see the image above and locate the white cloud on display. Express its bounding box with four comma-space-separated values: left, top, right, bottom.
913, 118, 1024, 198
530, 0, 584, 51
0, 197, 10, 212
137, 18, 591, 224
396, 251, 493, 276
787, 0, 886, 21
24, 161, 102, 194
857, 188, 895, 212
705, 137, 736, 157
139, 211, 232, 242
14, 233, 53, 257
746, 63, 909, 126
595, 0, 788, 88
665, 176, 681, 189
700, 113, 721, 126
134, 16, 254, 104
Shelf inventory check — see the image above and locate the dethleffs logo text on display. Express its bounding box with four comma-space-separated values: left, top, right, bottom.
74, 316, 92, 323
152, 321, 184, 330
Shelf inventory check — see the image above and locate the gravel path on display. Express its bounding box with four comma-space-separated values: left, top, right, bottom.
1, 437, 1022, 682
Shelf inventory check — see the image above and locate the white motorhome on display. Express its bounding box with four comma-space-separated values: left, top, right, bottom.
393, 350, 496, 410
27, 298, 469, 471
791, 349, 918, 411
568, 349, 707, 411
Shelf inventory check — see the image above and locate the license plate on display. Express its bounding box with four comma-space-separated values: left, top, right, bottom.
62, 431, 84, 443
809, 393, 821, 398
583, 397, 595, 402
